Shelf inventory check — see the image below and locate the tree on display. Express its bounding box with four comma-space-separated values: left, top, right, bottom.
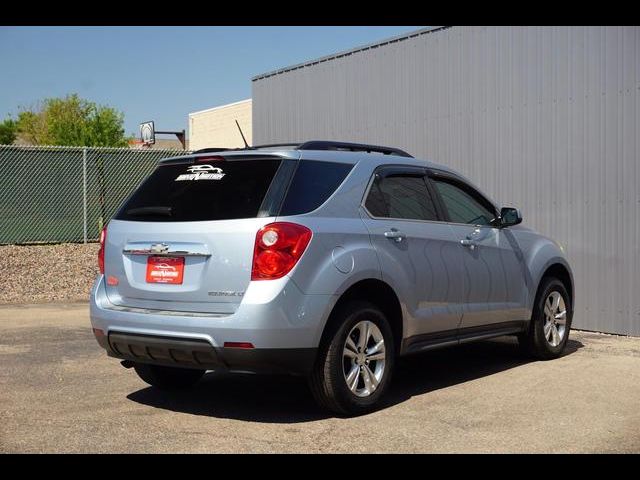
0, 118, 17, 145
16, 94, 129, 147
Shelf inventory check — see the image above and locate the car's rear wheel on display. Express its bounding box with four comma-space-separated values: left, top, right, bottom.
133, 363, 206, 390
309, 301, 395, 416
519, 277, 572, 359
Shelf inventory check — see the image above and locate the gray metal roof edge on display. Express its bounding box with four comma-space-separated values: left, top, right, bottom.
251, 26, 451, 82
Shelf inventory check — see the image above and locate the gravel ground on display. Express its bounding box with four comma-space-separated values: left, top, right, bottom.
0, 244, 99, 304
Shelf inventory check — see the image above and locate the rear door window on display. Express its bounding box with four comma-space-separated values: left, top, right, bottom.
115, 158, 282, 222
365, 172, 438, 221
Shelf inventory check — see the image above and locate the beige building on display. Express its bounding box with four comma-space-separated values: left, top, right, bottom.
188, 99, 252, 151
129, 138, 187, 150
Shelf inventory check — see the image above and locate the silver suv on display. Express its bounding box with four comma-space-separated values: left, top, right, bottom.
90, 141, 574, 415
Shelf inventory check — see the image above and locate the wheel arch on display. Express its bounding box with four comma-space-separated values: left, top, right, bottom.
521, 232, 574, 314
538, 262, 574, 307
319, 279, 403, 355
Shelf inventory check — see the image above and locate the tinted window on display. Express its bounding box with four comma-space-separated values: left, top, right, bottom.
432, 178, 496, 225
365, 173, 438, 221
279, 160, 353, 215
115, 159, 282, 222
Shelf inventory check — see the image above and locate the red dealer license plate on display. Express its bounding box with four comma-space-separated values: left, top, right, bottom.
145, 256, 185, 284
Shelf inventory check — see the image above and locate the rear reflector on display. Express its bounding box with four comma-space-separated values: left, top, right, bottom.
223, 342, 255, 349
93, 328, 107, 348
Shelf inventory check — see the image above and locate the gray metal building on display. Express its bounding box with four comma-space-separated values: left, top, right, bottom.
252, 26, 640, 336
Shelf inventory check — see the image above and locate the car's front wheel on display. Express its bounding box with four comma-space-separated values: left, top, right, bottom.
133, 363, 206, 390
309, 301, 395, 416
519, 277, 572, 359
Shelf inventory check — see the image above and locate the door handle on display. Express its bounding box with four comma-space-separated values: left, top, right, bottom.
460, 239, 477, 250
384, 229, 405, 243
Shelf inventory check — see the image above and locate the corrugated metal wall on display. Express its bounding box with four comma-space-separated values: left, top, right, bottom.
253, 26, 640, 336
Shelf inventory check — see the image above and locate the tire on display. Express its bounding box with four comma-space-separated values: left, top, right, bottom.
309, 301, 395, 416
519, 277, 572, 360
133, 363, 205, 391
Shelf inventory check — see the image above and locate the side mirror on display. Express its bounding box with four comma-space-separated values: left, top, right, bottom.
499, 207, 522, 228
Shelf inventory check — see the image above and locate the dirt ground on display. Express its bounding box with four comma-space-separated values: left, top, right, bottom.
1, 303, 639, 453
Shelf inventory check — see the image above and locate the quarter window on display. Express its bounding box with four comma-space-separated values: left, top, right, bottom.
365, 173, 438, 221
279, 160, 354, 216
431, 178, 496, 226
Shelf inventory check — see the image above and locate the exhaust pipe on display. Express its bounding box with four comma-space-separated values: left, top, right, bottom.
120, 360, 134, 369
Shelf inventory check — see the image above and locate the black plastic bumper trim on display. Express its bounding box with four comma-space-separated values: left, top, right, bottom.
105, 331, 317, 376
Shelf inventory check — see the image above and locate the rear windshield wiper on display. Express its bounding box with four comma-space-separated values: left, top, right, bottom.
125, 206, 172, 217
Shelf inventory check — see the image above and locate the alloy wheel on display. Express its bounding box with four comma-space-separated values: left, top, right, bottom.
543, 291, 567, 347
342, 320, 386, 397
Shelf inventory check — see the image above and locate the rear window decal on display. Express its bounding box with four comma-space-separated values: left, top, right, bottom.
175, 164, 226, 181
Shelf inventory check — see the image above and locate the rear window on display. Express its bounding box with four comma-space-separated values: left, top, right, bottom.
115, 159, 282, 222
279, 160, 354, 215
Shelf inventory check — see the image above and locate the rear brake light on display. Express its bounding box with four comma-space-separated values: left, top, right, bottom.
98, 226, 107, 274
251, 222, 312, 280
196, 156, 225, 163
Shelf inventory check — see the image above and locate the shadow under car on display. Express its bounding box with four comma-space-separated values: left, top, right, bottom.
126, 335, 584, 423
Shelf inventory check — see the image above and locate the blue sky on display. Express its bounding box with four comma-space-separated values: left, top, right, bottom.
0, 26, 422, 137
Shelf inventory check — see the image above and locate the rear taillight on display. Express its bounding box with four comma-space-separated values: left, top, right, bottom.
98, 226, 107, 274
251, 222, 312, 280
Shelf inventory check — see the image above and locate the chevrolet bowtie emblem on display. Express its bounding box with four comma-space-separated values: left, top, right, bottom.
150, 243, 170, 254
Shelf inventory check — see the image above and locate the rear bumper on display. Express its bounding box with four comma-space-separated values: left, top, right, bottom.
105, 331, 316, 375
90, 275, 335, 375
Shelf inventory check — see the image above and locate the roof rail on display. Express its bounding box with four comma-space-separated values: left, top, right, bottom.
250, 143, 302, 149
192, 141, 413, 157
298, 140, 413, 158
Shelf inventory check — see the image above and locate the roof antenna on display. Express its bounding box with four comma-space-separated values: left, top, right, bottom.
235, 119, 250, 149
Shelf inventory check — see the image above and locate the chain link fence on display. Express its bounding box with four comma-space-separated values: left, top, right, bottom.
0, 145, 193, 244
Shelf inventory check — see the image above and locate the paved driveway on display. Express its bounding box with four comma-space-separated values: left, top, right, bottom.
1, 303, 639, 453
